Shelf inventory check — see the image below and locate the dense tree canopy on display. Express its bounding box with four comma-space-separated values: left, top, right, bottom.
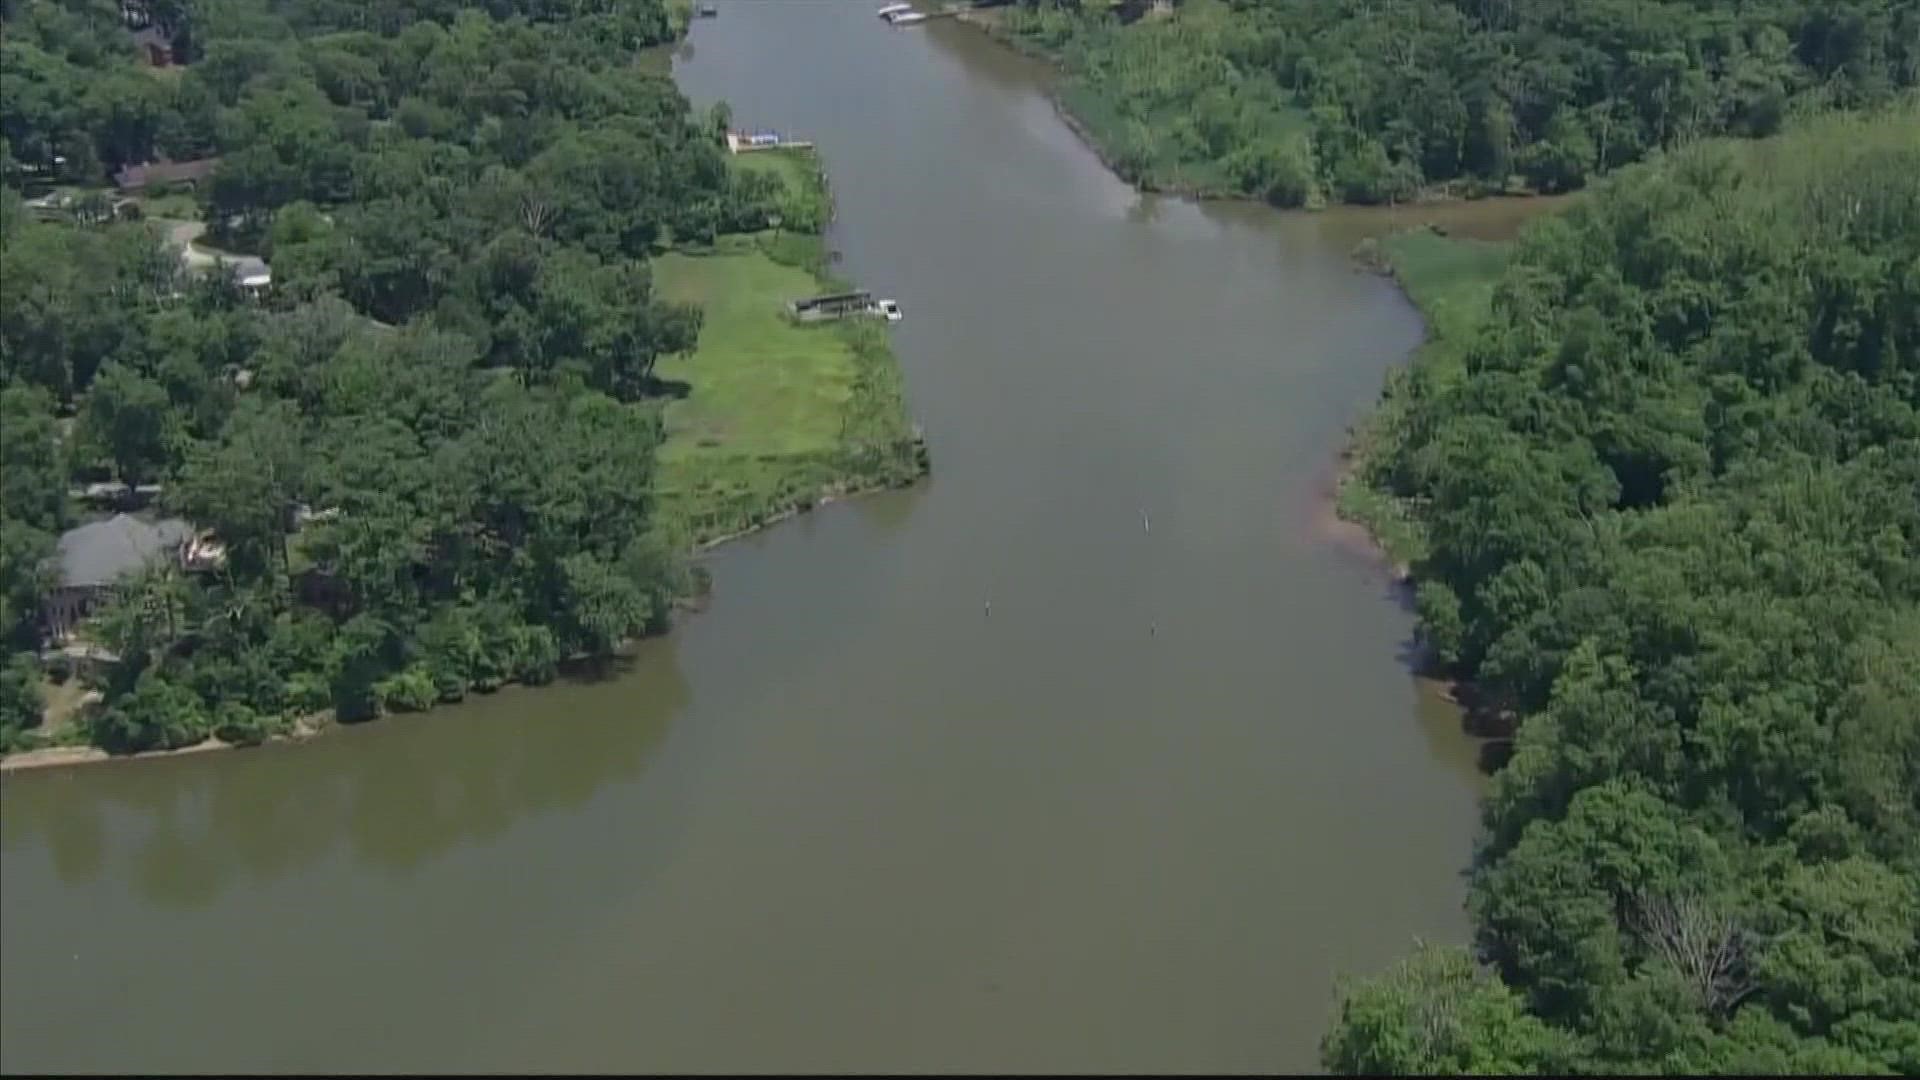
0, 0, 782, 751
1323, 110, 1920, 1074
1007, 0, 1920, 205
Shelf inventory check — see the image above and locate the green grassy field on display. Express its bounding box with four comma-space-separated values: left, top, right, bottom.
652, 243, 918, 545
729, 148, 815, 199
1335, 227, 1513, 567
1376, 228, 1510, 363
649, 148, 919, 545
654, 244, 856, 460
138, 190, 202, 220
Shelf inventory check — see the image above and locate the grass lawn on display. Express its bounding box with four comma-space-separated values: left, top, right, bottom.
138, 190, 202, 221
729, 148, 814, 194
651, 239, 916, 545
653, 244, 856, 462
1378, 228, 1511, 361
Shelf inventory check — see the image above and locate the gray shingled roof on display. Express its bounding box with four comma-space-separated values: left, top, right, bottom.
227, 256, 271, 285
54, 514, 192, 588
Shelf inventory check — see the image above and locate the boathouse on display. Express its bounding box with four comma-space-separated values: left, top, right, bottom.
788, 290, 874, 322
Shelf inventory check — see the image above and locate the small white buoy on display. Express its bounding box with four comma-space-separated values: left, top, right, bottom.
1142, 509, 1150, 533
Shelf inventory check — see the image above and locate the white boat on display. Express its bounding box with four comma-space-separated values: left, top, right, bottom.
876, 3, 912, 16
875, 299, 903, 322
888, 10, 928, 23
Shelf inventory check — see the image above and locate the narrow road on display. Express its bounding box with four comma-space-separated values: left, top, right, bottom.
161, 219, 223, 269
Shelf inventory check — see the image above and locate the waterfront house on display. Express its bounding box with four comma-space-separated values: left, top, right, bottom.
40, 514, 218, 642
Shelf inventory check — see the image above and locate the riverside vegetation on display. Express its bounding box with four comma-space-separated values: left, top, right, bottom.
0, 0, 917, 757
995, 1, 1919, 1070
999, 0, 1918, 206
1323, 112, 1920, 1073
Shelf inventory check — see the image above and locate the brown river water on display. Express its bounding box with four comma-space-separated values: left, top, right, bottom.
0, 2, 1553, 1071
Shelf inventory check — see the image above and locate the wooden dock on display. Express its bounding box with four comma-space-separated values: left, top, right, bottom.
726, 132, 817, 155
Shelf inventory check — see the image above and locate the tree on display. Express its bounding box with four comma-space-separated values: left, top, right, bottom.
171, 399, 307, 575
87, 669, 207, 752
1322, 944, 1569, 1075
90, 561, 194, 679
0, 654, 42, 751
79, 363, 177, 484
1338, 111, 1920, 1073
0, 385, 67, 532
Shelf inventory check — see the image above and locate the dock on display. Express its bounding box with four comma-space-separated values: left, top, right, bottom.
725, 131, 816, 155
787, 291, 903, 324
788, 290, 875, 322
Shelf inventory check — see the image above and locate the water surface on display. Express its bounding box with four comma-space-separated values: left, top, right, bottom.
1, 3, 1504, 1071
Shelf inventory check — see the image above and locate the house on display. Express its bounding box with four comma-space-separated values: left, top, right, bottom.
133, 24, 174, 67
113, 157, 220, 194
225, 255, 272, 294
39, 514, 215, 642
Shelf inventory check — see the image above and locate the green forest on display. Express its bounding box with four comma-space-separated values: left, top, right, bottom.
1002, 0, 1919, 205
0, 0, 816, 753
1323, 111, 1920, 1073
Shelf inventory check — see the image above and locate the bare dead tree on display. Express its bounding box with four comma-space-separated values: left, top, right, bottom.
1629, 891, 1757, 1019
518, 193, 558, 238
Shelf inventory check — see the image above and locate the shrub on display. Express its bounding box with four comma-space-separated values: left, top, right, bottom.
212, 702, 273, 746
513, 625, 561, 685
90, 673, 208, 752
285, 670, 331, 714
375, 666, 438, 713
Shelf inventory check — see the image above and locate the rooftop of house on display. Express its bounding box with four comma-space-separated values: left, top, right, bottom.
113, 157, 219, 191
54, 514, 194, 589
132, 25, 171, 51
227, 255, 272, 286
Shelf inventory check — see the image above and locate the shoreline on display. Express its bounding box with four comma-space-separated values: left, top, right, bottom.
954, 6, 1427, 574
954, 7, 1520, 740
4, 138, 925, 782
1, 433, 923, 779
691, 473, 920, 553
951, 7, 1551, 214
1, 714, 329, 774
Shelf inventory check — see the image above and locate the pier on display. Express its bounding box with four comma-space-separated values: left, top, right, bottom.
725, 131, 816, 154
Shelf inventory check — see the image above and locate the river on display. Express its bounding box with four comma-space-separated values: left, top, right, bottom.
0, 3, 1533, 1072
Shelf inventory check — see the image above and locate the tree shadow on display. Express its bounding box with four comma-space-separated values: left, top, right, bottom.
1478, 738, 1515, 773
558, 650, 641, 685
643, 376, 693, 400
1383, 576, 1516, 777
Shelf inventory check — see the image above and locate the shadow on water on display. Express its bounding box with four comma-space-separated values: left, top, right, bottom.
852, 481, 929, 541
1125, 192, 1171, 226
0, 640, 690, 907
